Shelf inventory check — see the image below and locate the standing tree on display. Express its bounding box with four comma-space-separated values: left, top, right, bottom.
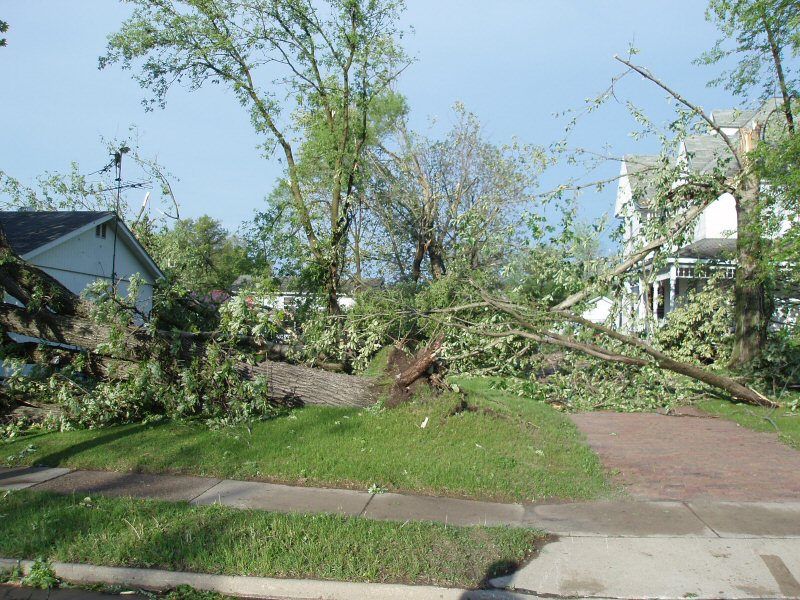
700, 0, 799, 133
368, 104, 543, 283
150, 215, 256, 294
697, 0, 800, 367
102, 0, 408, 313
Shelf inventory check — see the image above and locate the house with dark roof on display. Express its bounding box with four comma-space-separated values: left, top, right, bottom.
0, 211, 164, 315
614, 99, 791, 330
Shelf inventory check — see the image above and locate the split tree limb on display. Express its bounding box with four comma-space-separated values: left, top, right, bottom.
468, 286, 777, 408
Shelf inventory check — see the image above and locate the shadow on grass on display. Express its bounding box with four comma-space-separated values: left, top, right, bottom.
32, 421, 170, 468
457, 534, 556, 599
0, 492, 245, 570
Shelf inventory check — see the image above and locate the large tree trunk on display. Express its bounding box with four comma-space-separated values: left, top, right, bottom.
0, 303, 378, 408
730, 138, 769, 370
428, 239, 447, 279
239, 361, 376, 407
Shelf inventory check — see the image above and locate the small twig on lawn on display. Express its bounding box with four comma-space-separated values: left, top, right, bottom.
763, 415, 780, 432
123, 518, 143, 540
744, 407, 780, 432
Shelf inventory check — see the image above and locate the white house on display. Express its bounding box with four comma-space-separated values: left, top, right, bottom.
582, 296, 616, 325
614, 99, 791, 330
0, 210, 163, 315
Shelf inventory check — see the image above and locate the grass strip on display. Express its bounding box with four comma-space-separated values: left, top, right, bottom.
2, 377, 612, 502
0, 490, 543, 588
697, 399, 800, 450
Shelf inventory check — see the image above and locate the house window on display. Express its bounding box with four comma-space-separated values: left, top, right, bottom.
95, 224, 107, 239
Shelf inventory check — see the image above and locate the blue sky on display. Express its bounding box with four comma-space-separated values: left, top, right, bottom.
1, 1, 742, 236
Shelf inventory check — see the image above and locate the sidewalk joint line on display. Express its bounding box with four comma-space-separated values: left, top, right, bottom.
27, 466, 73, 489
187, 479, 224, 504
683, 501, 721, 538
359, 492, 376, 517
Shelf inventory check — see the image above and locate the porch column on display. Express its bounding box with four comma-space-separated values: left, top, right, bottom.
669, 263, 677, 314
638, 275, 647, 321
652, 280, 659, 319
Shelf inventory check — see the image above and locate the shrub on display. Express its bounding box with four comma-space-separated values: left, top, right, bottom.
656, 278, 733, 365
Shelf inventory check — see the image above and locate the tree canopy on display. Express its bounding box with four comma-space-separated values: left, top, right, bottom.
102, 0, 409, 313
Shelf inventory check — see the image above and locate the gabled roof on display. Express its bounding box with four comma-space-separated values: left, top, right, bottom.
0, 210, 164, 280
0, 211, 111, 256
712, 98, 783, 130
711, 108, 759, 130
623, 154, 661, 205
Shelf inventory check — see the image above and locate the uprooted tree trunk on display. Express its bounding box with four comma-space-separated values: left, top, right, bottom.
0, 302, 379, 408
0, 228, 378, 408
395, 334, 444, 389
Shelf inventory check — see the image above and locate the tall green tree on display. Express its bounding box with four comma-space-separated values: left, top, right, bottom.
151, 216, 255, 294
701, 0, 799, 132
699, 0, 800, 367
102, 0, 408, 313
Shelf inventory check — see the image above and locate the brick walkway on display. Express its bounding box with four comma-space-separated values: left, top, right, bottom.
571, 409, 800, 501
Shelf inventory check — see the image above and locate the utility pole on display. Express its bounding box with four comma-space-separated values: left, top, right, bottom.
111, 145, 129, 296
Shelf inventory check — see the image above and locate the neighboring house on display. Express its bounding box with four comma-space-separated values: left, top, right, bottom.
0, 210, 164, 315
582, 296, 616, 326
231, 275, 383, 311
614, 99, 791, 330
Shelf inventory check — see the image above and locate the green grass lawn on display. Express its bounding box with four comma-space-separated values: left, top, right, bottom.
697, 398, 800, 450
0, 490, 542, 588
2, 377, 612, 502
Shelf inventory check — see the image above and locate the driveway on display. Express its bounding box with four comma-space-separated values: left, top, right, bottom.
571, 407, 800, 501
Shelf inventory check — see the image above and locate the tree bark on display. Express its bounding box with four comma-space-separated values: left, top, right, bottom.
428, 240, 447, 280
239, 361, 376, 407
730, 136, 769, 369
411, 235, 425, 284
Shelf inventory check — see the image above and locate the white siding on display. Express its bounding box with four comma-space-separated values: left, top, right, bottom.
29, 227, 155, 314
694, 193, 737, 242
582, 297, 614, 324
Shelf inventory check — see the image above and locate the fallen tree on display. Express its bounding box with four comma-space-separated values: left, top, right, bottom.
442, 58, 781, 409
0, 228, 378, 410
484, 290, 775, 408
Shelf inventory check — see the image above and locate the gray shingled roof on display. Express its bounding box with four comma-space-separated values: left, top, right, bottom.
711, 108, 759, 129
712, 98, 783, 129
0, 211, 113, 256
683, 134, 739, 175
623, 154, 662, 208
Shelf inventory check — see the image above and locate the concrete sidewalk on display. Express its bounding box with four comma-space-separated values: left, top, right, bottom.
4, 466, 800, 598
4, 466, 800, 535
0, 466, 522, 527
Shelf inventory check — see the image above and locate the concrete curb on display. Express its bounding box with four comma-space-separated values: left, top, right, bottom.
0, 559, 539, 600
